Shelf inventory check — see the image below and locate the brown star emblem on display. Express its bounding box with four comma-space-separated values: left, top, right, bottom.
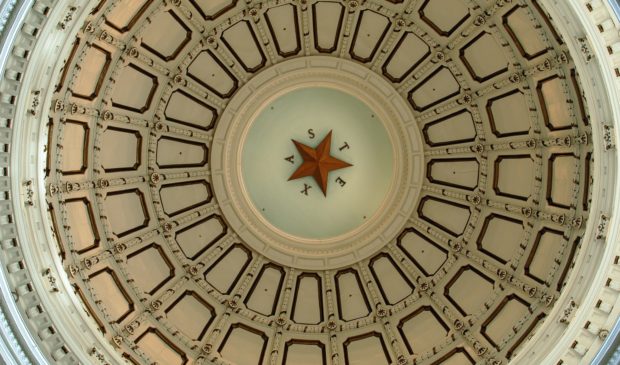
288, 130, 353, 196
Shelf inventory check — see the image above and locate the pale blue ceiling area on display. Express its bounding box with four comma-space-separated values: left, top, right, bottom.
242, 87, 394, 239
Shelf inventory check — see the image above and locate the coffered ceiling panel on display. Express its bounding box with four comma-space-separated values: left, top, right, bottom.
312, 2, 344, 53
100, 126, 143, 173
111, 64, 158, 113
219, 324, 268, 365
398, 306, 450, 355
460, 31, 509, 82
60, 120, 89, 175
343, 332, 391, 365
283, 340, 326, 365
164, 90, 218, 131
105, 0, 152, 33
291, 273, 324, 325
422, 110, 476, 147
187, 50, 238, 98
164, 290, 216, 341
350, 10, 390, 63
136, 328, 188, 365
156, 136, 209, 169
265, 4, 301, 58
390, 37, 430, 80
409, 67, 461, 111
503, 5, 548, 60
222, 21, 266, 73
140, 11, 191, 62
71, 45, 110, 100
419, 0, 470, 37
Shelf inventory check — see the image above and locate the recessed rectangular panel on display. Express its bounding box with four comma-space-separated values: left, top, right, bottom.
104, 189, 149, 237
105, 0, 151, 32
141, 11, 191, 61
291, 274, 323, 324
460, 32, 509, 82
244, 265, 285, 316
164, 90, 217, 131
423, 110, 476, 147
547, 154, 578, 209
159, 180, 212, 217
397, 229, 448, 276
175, 215, 227, 260
156, 136, 208, 169
88, 268, 134, 323
187, 50, 238, 98
537, 75, 573, 131
486, 90, 531, 137
383, 32, 430, 82
525, 228, 564, 284
418, 197, 470, 237
409, 67, 460, 112
205, 244, 252, 294
73, 285, 106, 334
61, 121, 89, 175
100, 126, 142, 172
482, 296, 530, 350
398, 306, 449, 355
45, 119, 54, 177
283, 341, 326, 365
427, 158, 479, 190
445, 266, 494, 316
336, 269, 370, 321
56, 38, 80, 92
420, 0, 470, 37
165, 291, 215, 341
350, 10, 390, 63
344, 333, 391, 365
222, 20, 266, 73
64, 198, 100, 254
430, 348, 475, 365
265, 4, 301, 57
136, 329, 187, 365
48, 204, 66, 260
190, 0, 237, 20
369, 254, 414, 305
503, 6, 548, 60
312, 2, 344, 53
72, 45, 110, 100
111, 64, 158, 113
557, 238, 579, 292
126, 244, 174, 295
219, 324, 267, 365
477, 214, 524, 264
493, 155, 534, 201
506, 314, 545, 359
571, 69, 588, 126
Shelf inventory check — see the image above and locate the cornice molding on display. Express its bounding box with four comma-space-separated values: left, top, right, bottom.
519, 0, 620, 364
0, 1, 128, 364
0, 1, 53, 364
0, 0, 17, 38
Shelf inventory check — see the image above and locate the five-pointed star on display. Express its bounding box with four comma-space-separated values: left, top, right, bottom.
288, 130, 353, 196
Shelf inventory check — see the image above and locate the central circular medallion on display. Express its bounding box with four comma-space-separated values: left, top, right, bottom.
242, 87, 393, 239
211, 57, 424, 269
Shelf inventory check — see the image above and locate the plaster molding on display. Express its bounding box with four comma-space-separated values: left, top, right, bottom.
0, 1, 133, 364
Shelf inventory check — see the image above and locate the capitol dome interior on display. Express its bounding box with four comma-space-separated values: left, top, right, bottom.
1, 0, 620, 364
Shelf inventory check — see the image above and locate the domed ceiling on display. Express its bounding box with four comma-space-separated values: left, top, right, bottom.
39, 0, 595, 364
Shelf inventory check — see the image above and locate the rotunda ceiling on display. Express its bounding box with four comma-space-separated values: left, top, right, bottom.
41, 0, 594, 364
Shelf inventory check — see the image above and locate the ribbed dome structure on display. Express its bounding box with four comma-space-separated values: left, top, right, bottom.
1, 0, 620, 364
